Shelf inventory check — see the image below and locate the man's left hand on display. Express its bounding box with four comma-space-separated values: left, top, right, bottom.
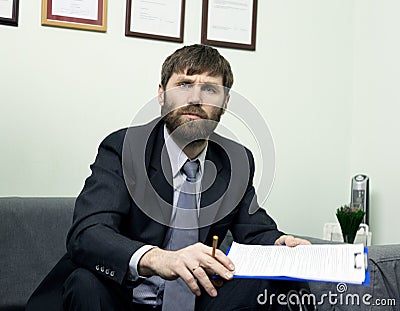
274, 235, 311, 247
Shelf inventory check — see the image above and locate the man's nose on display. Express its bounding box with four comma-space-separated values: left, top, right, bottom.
187, 85, 202, 105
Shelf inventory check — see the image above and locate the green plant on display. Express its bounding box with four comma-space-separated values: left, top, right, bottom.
336, 204, 365, 244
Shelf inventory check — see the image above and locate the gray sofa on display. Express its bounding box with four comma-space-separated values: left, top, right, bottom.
0, 197, 399, 310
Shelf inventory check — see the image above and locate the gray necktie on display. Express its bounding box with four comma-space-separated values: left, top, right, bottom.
162, 160, 200, 311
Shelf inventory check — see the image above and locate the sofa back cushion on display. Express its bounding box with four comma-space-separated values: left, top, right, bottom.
0, 197, 74, 310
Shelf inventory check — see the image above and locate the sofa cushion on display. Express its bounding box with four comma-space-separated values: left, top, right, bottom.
368, 245, 400, 310
0, 197, 74, 310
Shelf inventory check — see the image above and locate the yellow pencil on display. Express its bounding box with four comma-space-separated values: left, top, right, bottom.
212, 235, 218, 258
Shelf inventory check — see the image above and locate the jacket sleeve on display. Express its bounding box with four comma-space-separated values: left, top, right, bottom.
230, 149, 284, 245
66, 129, 145, 285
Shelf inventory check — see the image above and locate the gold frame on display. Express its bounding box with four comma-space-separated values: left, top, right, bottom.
42, 0, 107, 32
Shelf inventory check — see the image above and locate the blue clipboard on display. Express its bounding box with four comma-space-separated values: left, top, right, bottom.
225, 245, 370, 286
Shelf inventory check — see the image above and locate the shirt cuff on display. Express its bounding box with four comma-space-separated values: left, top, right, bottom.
128, 245, 157, 281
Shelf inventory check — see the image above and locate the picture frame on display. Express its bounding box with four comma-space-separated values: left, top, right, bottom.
201, 0, 258, 50
126, 0, 185, 43
41, 0, 107, 32
0, 0, 19, 26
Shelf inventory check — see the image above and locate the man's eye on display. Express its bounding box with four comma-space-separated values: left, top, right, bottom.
179, 82, 192, 88
204, 86, 217, 94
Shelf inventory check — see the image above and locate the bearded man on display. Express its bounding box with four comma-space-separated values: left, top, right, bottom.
27, 44, 311, 311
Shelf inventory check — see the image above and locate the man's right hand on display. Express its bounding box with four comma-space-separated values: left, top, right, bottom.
138, 242, 235, 297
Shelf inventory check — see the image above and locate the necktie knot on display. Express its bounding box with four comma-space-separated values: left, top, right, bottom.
181, 160, 200, 182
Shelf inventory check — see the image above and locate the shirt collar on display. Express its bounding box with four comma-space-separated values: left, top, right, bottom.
163, 125, 207, 178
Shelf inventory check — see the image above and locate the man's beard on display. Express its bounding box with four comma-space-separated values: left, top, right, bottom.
162, 101, 223, 148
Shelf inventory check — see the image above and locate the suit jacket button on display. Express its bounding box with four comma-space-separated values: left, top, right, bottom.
100, 266, 105, 272
110, 271, 115, 277
105, 269, 110, 275
95, 265, 100, 271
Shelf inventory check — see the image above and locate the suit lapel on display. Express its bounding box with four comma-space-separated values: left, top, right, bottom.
126, 119, 173, 246
147, 142, 174, 226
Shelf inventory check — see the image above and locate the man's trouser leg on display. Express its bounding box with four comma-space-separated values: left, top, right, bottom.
195, 278, 312, 311
62, 268, 134, 311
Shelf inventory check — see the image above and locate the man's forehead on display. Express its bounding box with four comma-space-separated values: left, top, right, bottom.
173, 71, 223, 85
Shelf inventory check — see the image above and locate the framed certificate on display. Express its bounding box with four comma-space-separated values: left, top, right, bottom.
41, 0, 107, 32
201, 0, 258, 50
0, 0, 19, 26
126, 0, 185, 42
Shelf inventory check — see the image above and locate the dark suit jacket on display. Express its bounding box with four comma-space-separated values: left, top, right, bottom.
27, 118, 283, 310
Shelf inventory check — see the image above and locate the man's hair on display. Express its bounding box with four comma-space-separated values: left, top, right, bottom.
161, 44, 234, 90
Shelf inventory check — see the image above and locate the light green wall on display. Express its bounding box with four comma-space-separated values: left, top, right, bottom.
1, 1, 398, 244
350, 0, 400, 245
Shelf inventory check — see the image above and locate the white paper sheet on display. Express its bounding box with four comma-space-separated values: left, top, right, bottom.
206, 0, 253, 45
0, 0, 13, 19
52, 0, 98, 21
130, 0, 182, 38
228, 242, 366, 284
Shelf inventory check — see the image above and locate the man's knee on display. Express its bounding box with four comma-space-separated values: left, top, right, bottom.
64, 268, 100, 296
62, 268, 132, 311
62, 268, 106, 310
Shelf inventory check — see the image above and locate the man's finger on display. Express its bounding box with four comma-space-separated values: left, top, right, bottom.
213, 249, 235, 271
192, 266, 217, 297
274, 235, 312, 247
197, 252, 234, 281
274, 234, 289, 245
197, 244, 235, 271
179, 267, 201, 296
295, 238, 311, 245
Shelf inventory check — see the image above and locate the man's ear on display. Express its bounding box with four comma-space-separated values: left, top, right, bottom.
221, 93, 230, 114
158, 84, 164, 106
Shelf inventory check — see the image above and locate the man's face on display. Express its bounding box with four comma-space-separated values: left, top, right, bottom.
159, 72, 229, 146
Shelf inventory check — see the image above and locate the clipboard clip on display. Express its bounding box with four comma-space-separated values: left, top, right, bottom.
354, 252, 368, 270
